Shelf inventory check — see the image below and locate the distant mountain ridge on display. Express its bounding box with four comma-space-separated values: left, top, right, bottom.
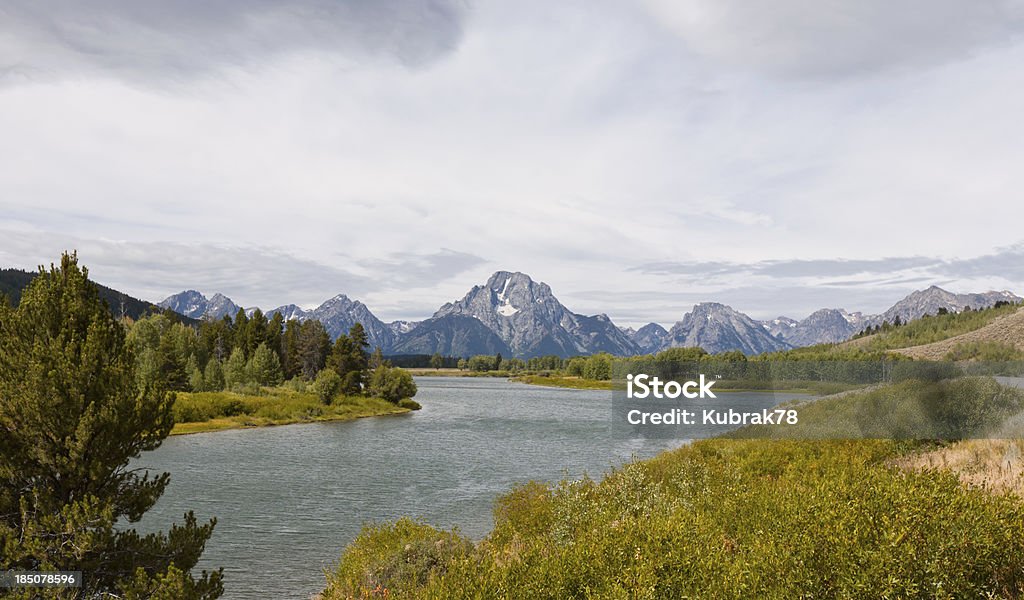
431, 271, 640, 357
662, 302, 792, 355
764, 286, 1021, 347
2, 268, 195, 324
157, 280, 1020, 358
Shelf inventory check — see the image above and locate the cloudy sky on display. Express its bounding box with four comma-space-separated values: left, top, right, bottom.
2, 0, 1024, 327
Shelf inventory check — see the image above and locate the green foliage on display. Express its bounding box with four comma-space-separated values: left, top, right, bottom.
283, 376, 307, 393
324, 518, 473, 599
298, 320, 331, 380
945, 340, 1024, 362
368, 365, 418, 403
0, 253, 221, 598
398, 398, 422, 410
467, 354, 497, 372
171, 388, 407, 433
328, 324, 370, 395
312, 368, 343, 405
328, 437, 1024, 599
856, 302, 1020, 351
202, 359, 225, 392
186, 354, 204, 392
248, 342, 284, 387
581, 353, 613, 380
223, 347, 248, 390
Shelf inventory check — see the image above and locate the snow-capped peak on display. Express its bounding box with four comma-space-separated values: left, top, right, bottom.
495, 276, 519, 316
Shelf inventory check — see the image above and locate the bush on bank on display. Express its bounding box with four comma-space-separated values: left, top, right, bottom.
324, 438, 1024, 599
323, 379, 1024, 599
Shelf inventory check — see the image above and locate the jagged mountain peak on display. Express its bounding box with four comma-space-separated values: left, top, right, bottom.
665, 302, 790, 355
433, 271, 637, 357
159, 290, 240, 320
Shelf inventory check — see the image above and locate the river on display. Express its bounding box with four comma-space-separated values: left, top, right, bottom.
135, 377, 797, 599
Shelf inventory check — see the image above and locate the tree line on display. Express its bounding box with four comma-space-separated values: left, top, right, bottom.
126, 302, 414, 404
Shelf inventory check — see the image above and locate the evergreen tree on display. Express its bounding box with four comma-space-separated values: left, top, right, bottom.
186, 354, 204, 392
0, 253, 222, 598
370, 346, 385, 369
346, 323, 370, 392
281, 319, 302, 380
203, 358, 225, 392
246, 308, 268, 357
223, 347, 248, 389
158, 329, 189, 391
248, 342, 283, 387
266, 312, 284, 362
232, 308, 250, 357
297, 320, 330, 380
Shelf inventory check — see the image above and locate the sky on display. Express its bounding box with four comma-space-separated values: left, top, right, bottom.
2, 0, 1024, 327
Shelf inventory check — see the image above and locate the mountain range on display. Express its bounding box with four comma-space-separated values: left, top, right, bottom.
157, 273, 1022, 358
1, 268, 196, 325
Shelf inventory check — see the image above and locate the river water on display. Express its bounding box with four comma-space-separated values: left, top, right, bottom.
135, 377, 796, 599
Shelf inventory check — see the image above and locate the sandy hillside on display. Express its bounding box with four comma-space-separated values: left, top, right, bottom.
887, 307, 1024, 360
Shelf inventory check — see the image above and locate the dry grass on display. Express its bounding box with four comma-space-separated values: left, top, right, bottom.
894, 415, 1024, 496
892, 308, 1024, 360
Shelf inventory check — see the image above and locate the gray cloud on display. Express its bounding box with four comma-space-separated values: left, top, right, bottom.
640, 0, 1024, 79
630, 255, 945, 279
357, 248, 488, 290
939, 243, 1024, 279
629, 252, 1023, 282
0, 230, 489, 319
0, 0, 466, 83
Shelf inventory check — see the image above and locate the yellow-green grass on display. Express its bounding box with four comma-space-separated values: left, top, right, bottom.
513, 375, 613, 390
170, 388, 409, 435
323, 377, 1024, 599
515, 375, 860, 395
403, 368, 511, 378
843, 303, 1022, 353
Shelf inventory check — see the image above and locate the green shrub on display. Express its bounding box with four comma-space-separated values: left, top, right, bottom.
398, 398, 421, 410
311, 369, 342, 405
283, 377, 307, 393
368, 366, 418, 403
326, 378, 1024, 599
946, 340, 1024, 362
324, 518, 473, 598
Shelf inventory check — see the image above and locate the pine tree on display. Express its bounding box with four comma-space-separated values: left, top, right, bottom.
297, 320, 330, 380
281, 319, 302, 380
186, 354, 204, 392
0, 253, 222, 598
248, 342, 283, 387
232, 308, 250, 357
223, 347, 248, 389
266, 312, 284, 363
203, 358, 225, 392
370, 346, 385, 369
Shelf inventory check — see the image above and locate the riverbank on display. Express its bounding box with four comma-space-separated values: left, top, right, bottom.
513, 374, 861, 395
512, 374, 613, 390
170, 389, 410, 435
324, 376, 1024, 598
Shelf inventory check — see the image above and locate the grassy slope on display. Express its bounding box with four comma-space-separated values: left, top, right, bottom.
170, 388, 409, 435
323, 378, 1024, 599
839, 304, 1022, 355
891, 307, 1024, 360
